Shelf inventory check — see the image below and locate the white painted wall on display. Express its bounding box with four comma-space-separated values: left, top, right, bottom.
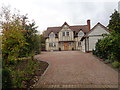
59, 25, 74, 41
89, 36, 103, 51
81, 40, 85, 52
46, 32, 59, 51
88, 25, 109, 36
88, 24, 109, 51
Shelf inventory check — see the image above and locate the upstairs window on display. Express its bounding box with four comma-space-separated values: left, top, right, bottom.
63, 32, 65, 36
62, 31, 69, 36
66, 32, 69, 36
78, 31, 84, 36
49, 33, 55, 38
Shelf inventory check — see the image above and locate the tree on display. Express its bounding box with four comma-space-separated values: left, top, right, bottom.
20, 20, 40, 56
108, 10, 120, 33
94, 10, 120, 64
1, 6, 28, 64
39, 31, 46, 51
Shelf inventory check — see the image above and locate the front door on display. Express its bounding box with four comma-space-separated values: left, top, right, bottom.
64, 42, 69, 50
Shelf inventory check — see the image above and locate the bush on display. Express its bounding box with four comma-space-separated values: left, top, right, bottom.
93, 34, 120, 62
112, 61, 120, 68
2, 67, 13, 88
104, 59, 112, 64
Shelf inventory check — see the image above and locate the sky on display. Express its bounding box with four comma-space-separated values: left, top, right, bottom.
0, 0, 120, 34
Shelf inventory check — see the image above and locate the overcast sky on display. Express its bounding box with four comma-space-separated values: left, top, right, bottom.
0, 0, 120, 33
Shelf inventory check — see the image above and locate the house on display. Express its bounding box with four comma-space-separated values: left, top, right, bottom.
81, 22, 109, 52
44, 20, 90, 51
44, 20, 109, 52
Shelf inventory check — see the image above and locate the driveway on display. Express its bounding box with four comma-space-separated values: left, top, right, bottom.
34, 51, 118, 88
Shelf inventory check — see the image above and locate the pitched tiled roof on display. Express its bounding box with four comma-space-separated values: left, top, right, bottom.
44, 22, 90, 38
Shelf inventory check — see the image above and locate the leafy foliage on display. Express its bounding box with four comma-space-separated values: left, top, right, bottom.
2, 59, 48, 88
39, 33, 46, 51
112, 61, 120, 68
2, 67, 13, 88
1, 6, 42, 88
19, 21, 40, 57
2, 28, 27, 64
93, 10, 120, 68
108, 10, 120, 33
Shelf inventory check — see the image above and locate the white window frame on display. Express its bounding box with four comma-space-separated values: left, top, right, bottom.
49, 43, 56, 47
78, 31, 84, 36
49, 33, 55, 38
63, 31, 69, 36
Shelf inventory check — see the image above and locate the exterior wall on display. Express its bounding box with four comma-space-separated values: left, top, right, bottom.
59, 42, 75, 50
89, 36, 103, 51
88, 25, 109, 36
75, 31, 84, 50
87, 25, 109, 51
46, 32, 59, 51
75, 37, 82, 50
59, 25, 74, 41
81, 40, 85, 52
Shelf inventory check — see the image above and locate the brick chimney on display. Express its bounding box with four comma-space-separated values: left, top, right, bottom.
87, 20, 90, 31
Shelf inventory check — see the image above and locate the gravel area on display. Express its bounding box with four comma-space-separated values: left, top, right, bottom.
34, 51, 118, 88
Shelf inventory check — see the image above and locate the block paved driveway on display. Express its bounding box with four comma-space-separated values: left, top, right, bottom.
34, 51, 118, 88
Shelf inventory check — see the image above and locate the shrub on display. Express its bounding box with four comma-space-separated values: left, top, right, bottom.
112, 61, 120, 68
93, 34, 120, 62
104, 59, 111, 64
2, 67, 13, 88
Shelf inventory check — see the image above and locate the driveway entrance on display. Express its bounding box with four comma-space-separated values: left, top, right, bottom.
34, 51, 118, 88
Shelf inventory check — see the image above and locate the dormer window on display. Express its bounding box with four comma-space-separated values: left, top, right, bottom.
78, 31, 84, 36
49, 32, 55, 38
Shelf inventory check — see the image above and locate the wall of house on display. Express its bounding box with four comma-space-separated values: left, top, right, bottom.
89, 36, 103, 51
88, 25, 109, 51
59, 42, 75, 50
75, 31, 84, 50
81, 40, 85, 52
75, 37, 82, 50
46, 38, 59, 51
46, 32, 59, 51
59, 25, 74, 41
88, 25, 109, 36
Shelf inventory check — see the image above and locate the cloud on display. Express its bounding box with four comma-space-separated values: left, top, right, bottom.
0, 0, 119, 33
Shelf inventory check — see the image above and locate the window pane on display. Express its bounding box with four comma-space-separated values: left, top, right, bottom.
63, 32, 65, 36
66, 32, 69, 36
49, 33, 55, 38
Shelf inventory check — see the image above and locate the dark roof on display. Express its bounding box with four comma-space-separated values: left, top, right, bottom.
44, 22, 90, 38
